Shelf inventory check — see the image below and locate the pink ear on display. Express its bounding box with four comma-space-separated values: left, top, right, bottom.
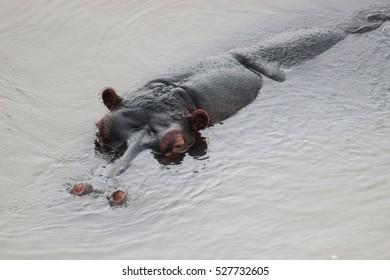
102, 88, 123, 110
189, 109, 210, 131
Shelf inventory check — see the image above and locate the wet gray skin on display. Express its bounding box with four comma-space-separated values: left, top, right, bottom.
95, 5, 390, 176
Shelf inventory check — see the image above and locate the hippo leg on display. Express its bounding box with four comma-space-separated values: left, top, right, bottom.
231, 52, 286, 82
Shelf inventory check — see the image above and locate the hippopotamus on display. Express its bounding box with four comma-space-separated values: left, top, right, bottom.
94, 5, 390, 176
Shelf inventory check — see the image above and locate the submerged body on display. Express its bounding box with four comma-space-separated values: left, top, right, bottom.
94, 5, 390, 176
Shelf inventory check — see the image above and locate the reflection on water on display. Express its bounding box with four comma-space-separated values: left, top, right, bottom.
154, 134, 208, 165
1, 0, 390, 259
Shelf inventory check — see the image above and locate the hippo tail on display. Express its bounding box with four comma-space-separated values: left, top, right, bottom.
341, 4, 390, 34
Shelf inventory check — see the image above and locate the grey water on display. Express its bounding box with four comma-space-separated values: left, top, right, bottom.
1, 0, 390, 259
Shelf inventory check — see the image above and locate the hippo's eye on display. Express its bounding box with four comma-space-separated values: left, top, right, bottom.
131, 125, 144, 131
148, 126, 158, 135
172, 139, 186, 154
159, 129, 188, 155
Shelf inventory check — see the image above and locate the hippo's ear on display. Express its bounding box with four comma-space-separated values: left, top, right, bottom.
102, 88, 123, 110
189, 109, 210, 131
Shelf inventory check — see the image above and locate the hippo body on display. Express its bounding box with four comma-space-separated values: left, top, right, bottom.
94, 5, 390, 176
144, 54, 264, 123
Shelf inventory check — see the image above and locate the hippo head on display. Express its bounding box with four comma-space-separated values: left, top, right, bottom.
95, 87, 209, 165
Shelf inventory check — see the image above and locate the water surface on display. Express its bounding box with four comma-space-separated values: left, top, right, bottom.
1, 0, 390, 259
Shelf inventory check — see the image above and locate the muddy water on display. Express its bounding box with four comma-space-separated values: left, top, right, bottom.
1, 0, 390, 259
